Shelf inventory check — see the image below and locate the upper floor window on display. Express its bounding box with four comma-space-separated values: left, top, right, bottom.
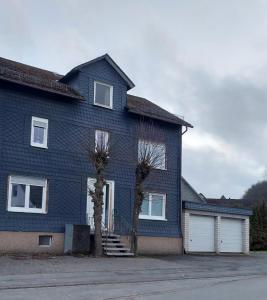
7, 175, 48, 214
94, 81, 113, 109
138, 140, 166, 170
95, 130, 109, 152
139, 193, 166, 220
31, 117, 48, 149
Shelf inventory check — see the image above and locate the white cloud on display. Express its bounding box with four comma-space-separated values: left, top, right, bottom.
1, 0, 267, 197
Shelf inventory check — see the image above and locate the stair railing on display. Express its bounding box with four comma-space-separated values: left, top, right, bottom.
112, 209, 133, 247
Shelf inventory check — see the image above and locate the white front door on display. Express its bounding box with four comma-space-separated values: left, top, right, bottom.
87, 178, 114, 232
220, 218, 243, 253
188, 215, 215, 252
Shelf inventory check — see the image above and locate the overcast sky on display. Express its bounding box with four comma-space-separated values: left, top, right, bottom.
1, 0, 267, 198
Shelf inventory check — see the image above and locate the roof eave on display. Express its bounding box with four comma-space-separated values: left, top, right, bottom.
126, 106, 193, 127
0, 76, 85, 101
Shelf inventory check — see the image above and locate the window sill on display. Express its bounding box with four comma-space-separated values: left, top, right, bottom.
8, 208, 47, 214
139, 216, 167, 221
93, 103, 113, 110
31, 143, 48, 149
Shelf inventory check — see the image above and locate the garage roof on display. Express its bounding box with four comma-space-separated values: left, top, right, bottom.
183, 201, 252, 216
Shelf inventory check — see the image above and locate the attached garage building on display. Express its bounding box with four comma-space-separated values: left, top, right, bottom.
181, 178, 252, 254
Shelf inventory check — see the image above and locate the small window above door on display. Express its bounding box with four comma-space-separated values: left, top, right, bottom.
95, 130, 109, 152
31, 117, 48, 149
94, 81, 113, 109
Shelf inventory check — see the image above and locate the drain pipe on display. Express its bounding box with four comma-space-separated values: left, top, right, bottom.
180, 126, 188, 255
182, 126, 188, 135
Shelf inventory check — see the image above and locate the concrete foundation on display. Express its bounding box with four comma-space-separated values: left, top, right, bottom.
0, 232, 182, 256
121, 235, 183, 255
0, 232, 64, 254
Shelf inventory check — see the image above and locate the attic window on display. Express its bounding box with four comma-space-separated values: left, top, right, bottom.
94, 81, 113, 109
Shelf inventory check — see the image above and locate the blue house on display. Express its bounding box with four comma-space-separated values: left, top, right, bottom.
0, 54, 192, 255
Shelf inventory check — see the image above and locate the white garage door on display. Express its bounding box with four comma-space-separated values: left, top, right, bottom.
188, 215, 215, 252
221, 218, 243, 253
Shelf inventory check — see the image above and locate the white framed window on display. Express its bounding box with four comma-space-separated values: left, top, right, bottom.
7, 175, 48, 214
31, 117, 48, 148
139, 193, 166, 221
95, 130, 109, 151
94, 81, 113, 109
138, 140, 166, 170
39, 235, 52, 247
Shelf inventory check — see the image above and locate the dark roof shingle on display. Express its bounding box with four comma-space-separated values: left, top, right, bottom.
0, 56, 192, 127
0, 57, 84, 100
126, 94, 193, 127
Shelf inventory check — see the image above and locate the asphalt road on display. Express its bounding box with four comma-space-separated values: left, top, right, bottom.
0, 253, 267, 299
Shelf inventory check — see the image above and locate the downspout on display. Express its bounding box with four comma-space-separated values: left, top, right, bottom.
182, 126, 188, 136
180, 126, 188, 254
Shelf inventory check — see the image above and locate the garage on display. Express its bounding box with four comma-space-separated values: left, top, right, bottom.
181, 178, 252, 254
188, 215, 215, 252
183, 201, 252, 254
221, 218, 243, 253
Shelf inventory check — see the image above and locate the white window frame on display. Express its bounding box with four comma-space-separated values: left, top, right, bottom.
31, 117, 48, 149
139, 193, 167, 221
93, 81, 113, 109
39, 235, 52, 247
138, 140, 167, 170
95, 130, 109, 151
7, 175, 48, 214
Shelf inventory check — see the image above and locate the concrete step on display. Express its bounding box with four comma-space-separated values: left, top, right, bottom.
102, 238, 121, 242
105, 252, 134, 257
102, 241, 125, 247
102, 233, 120, 238
103, 247, 131, 252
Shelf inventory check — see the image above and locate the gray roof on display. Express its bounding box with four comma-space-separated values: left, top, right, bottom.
61, 54, 135, 90
127, 94, 193, 128
206, 198, 246, 208
183, 201, 252, 216
0, 57, 84, 100
181, 177, 206, 203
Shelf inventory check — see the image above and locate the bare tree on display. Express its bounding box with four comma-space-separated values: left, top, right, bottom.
131, 120, 165, 255
88, 132, 109, 257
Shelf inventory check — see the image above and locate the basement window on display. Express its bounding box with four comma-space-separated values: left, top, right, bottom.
39, 235, 52, 247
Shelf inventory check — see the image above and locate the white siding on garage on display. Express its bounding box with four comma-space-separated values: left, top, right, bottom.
220, 218, 243, 253
188, 215, 215, 252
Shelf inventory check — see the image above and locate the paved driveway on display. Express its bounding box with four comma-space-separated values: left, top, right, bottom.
0, 253, 267, 299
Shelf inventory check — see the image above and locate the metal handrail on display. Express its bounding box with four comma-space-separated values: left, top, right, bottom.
113, 209, 132, 243
87, 211, 133, 253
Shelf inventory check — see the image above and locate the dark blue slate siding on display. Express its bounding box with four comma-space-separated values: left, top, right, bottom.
0, 59, 182, 237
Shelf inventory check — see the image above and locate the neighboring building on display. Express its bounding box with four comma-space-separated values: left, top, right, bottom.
0, 54, 192, 255
181, 178, 252, 254
206, 196, 245, 208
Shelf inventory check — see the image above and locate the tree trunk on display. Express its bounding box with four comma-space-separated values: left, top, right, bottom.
131, 173, 144, 255
92, 174, 105, 257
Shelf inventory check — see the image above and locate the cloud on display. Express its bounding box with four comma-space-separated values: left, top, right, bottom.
1, 0, 267, 197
